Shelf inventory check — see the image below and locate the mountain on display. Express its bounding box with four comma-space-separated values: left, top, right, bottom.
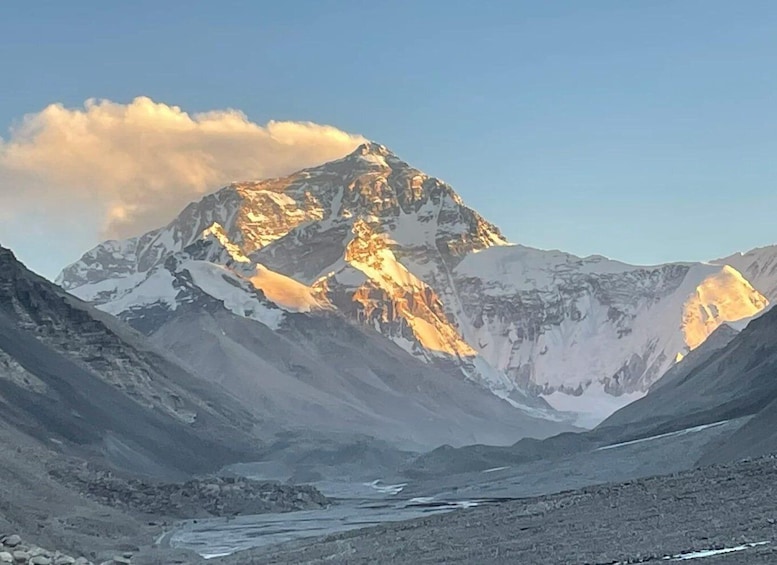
59, 234, 572, 448
0, 244, 349, 562
405, 301, 777, 477
713, 245, 777, 302
596, 303, 777, 463
0, 244, 259, 478
143, 287, 569, 449
451, 246, 765, 425
58, 143, 768, 426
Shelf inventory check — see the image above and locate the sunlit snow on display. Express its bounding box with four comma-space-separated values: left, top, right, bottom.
249, 264, 329, 313
184, 260, 285, 330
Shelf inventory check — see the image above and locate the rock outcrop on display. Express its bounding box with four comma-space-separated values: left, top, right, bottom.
49, 465, 329, 518
0, 534, 92, 565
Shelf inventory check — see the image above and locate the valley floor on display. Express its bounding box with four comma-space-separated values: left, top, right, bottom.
216, 456, 777, 564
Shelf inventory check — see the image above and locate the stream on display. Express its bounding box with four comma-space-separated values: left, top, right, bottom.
165, 479, 489, 559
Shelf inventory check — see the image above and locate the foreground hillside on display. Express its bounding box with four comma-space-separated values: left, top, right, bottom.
0, 244, 331, 561
0, 245, 259, 476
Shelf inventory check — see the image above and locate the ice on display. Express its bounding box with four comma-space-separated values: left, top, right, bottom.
596, 420, 731, 452
665, 541, 769, 561
364, 480, 407, 496
542, 384, 645, 429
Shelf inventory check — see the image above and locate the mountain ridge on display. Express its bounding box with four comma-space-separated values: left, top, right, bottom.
57, 143, 771, 425
0, 243, 261, 477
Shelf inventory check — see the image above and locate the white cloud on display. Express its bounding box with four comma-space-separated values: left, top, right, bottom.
0, 96, 366, 239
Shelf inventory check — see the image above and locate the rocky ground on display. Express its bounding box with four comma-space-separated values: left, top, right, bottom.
1, 463, 328, 565
0, 533, 119, 565
216, 456, 777, 564
0, 419, 329, 565
50, 463, 329, 518
0, 533, 203, 565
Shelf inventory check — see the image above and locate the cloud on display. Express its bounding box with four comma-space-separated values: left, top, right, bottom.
0, 96, 366, 239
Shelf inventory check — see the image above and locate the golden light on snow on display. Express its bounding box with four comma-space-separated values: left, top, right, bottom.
249, 265, 330, 313
681, 265, 768, 350
343, 220, 476, 357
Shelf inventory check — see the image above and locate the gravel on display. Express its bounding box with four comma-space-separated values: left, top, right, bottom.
217, 456, 777, 564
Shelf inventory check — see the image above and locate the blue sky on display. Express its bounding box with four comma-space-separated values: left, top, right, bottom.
2, 0, 777, 278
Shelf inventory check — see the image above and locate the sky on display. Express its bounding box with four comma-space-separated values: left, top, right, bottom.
1, 0, 776, 279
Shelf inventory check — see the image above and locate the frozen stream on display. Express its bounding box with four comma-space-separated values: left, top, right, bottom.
165, 417, 748, 559
165, 480, 493, 559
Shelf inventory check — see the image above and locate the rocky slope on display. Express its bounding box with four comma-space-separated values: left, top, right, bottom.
58, 143, 770, 425
117, 270, 570, 449
0, 245, 259, 477
50, 466, 329, 519
597, 304, 777, 447
0, 245, 333, 563
591, 300, 777, 468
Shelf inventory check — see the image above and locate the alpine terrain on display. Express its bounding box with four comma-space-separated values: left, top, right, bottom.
0, 244, 334, 564
59, 143, 769, 427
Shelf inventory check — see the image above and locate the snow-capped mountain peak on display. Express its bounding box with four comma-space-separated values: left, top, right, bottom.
58, 143, 770, 426
712, 244, 777, 302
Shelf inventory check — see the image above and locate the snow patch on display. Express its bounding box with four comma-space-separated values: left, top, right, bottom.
357, 152, 389, 168
183, 260, 284, 330
681, 264, 766, 349
363, 480, 407, 496
248, 264, 330, 313
202, 223, 250, 263
666, 541, 769, 561
596, 420, 731, 451
100, 268, 180, 316
68, 271, 148, 304
542, 384, 645, 429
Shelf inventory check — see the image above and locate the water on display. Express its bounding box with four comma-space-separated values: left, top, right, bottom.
165, 479, 489, 558
164, 419, 749, 559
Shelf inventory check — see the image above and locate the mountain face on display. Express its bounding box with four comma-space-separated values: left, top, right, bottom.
58, 143, 769, 426
0, 245, 259, 478
596, 303, 777, 466
452, 248, 764, 398
58, 144, 513, 391
713, 245, 777, 302
146, 299, 571, 449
